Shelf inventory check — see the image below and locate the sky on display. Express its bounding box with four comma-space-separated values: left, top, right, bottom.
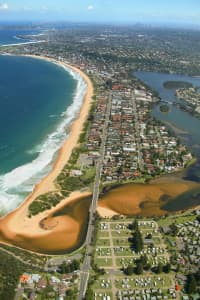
0, 0, 200, 26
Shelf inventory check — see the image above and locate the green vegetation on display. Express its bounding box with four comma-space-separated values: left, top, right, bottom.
0, 250, 26, 300
65, 288, 79, 300
135, 262, 144, 275
160, 104, 170, 113
125, 264, 134, 275
157, 212, 196, 226
96, 257, 113, 267
0, 243, 48, 268
185, 274, 197, 294
57, 167, 96, 192
129, 220, 144, 253
58, 259, 80, 274
28, 192, 63, 217
85, 288, 94, 300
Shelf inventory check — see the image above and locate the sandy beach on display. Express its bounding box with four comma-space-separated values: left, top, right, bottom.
0, 55, 93, 253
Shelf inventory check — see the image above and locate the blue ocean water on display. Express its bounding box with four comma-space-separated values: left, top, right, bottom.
0, 29, 41, 45
0, 55, 86, 214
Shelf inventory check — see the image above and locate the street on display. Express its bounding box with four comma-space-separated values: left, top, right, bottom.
78, 92, 112, 300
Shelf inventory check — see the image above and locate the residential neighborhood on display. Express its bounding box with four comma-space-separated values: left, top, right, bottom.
86, 211, 200, 300
0, 24, 200, 300
176, 87, 200, 118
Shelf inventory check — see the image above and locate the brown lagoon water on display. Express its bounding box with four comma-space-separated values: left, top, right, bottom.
35, 72, 200, 253
99, 72, 200, 216
0, 196, 91, 255
2, 71, 200, 254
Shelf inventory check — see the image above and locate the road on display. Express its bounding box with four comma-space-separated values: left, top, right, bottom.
132, 94, 144, 172
78, 92, 112, 300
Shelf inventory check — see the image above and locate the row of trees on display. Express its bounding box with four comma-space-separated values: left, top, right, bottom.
124, 254, 171, 276
129, 220, 144, 253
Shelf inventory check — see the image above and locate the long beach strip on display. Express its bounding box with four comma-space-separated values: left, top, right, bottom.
0, 56, 93, 253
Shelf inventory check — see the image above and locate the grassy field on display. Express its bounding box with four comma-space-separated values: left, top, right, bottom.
111, 230, 131, 237
96, 238, 111, 247
157, 213, 196, 226
97, 231, 109, 238
96, 258, 113, 268
112, 238, 130, 246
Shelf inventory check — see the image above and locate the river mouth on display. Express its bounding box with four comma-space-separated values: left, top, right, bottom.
0, 196, 91, 255
2, 71, 200, 254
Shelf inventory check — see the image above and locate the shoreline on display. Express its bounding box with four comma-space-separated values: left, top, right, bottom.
0, 55, 94, 253
97, 178, 200, 218
0, 41, 45, 47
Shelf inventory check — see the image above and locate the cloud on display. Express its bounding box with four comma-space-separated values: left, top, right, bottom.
0, 3, 8, 10
87, 5, 94, 11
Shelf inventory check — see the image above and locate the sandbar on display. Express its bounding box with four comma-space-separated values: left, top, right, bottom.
0, 55, 93, 253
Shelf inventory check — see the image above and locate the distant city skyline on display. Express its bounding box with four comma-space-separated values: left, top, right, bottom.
0, 0, 200, 26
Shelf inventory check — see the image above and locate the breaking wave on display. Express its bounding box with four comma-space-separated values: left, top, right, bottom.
0, 63, 87, 215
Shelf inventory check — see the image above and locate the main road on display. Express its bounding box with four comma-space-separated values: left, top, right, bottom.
78, 92, 112, 300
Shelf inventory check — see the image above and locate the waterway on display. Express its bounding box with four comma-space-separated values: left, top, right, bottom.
135, 71, 200, 183
99, 71, 200, 215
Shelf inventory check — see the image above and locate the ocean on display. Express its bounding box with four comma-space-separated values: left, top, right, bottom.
0, 28, 42, 46
0, 53, 86, 215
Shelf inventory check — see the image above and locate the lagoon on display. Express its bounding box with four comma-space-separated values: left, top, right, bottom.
99, 71, 200, 217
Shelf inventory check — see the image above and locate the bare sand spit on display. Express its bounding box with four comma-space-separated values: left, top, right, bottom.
0, 56, 93, 254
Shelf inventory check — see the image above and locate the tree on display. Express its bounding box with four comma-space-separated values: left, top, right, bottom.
163, 263, 171, 273
133, 219, 139, 231
140, 254, 148, 266
66, 289, 74, 297
105, 79, 112, 89
170, 223, 178, 236
194, 270, 200, 284
157, 263, 163, 274
144, 262, 152, 271
72, 259, 80, 271
58, 259, 80, 274
186, 274, 197, 294
133, 230, 144, 253
125, 265, 134, 276
135, 262, 143, 275
85, 288, 94, 300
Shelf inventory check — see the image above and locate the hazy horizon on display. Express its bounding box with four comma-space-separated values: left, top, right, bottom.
0, 0, 199, 28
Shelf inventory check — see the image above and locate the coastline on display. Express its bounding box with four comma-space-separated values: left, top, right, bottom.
0, 41, 46, 47
0, 55, 93, 253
